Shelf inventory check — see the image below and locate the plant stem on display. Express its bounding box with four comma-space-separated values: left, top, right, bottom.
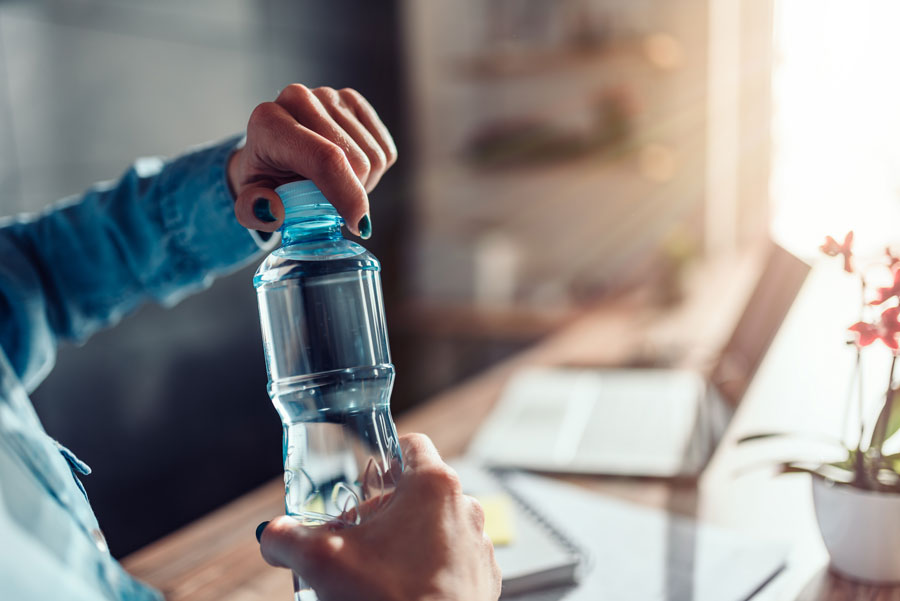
855, 348, 864, 452
857, 277, 867, 448
841, 347, 859, 444
869, 355, 898, 466
853, 277, 867, 486
853, 349, 867, 487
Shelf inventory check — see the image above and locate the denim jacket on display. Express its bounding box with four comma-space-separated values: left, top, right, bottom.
0, 136, 268, 600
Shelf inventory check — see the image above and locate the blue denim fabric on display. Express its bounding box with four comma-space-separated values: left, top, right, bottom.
0, 135, 267, 600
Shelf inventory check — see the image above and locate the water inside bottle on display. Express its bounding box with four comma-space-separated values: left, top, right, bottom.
283, 403, 402, 523
258, 254, 403, 524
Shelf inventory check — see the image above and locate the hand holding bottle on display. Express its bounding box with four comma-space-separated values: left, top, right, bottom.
228, 84, 398, 237
258, 434, 502, 601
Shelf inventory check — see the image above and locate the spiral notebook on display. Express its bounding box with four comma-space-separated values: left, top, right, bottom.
452, 462, 585, 597
454, 462, 787, 600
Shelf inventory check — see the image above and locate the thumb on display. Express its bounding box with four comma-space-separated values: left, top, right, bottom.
234, 185, 285, 232
259, 516, 346, 580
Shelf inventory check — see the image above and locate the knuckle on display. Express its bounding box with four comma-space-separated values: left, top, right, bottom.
401, 432, 433, 455
484, 531, 497, 554
351, 149, 371, 176
312, 142, 348, 174
369, 145, 387, 172
416, 464, 462, 495
314, 86, 340, 104
278, 83, 316, 108
248, 102, 278, 127
468, 496, 486, 530
338, 87, 363, 106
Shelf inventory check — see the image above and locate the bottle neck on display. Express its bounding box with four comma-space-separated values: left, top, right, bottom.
281, 215, 344, 246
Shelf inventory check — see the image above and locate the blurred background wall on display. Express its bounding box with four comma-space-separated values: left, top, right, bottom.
0, 0, 408, 556
0, 0, 789, 557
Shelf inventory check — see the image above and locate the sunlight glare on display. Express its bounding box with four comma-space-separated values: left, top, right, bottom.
772, 0, 900, 260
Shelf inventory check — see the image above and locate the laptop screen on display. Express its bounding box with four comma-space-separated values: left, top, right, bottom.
710, 243, 811, 406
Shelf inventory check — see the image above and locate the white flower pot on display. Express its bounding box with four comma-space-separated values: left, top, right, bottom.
812, 476, 900, 583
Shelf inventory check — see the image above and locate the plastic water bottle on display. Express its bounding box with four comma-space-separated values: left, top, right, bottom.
254, 181, 403, 600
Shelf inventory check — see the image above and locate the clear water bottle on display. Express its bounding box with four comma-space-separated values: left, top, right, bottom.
254, 181, 403, 600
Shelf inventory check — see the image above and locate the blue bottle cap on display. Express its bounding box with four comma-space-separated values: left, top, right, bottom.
275, 180, 341, 225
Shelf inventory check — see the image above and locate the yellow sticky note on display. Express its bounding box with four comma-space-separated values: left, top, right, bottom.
475, 493, 515, 547
303, 495, 325, 515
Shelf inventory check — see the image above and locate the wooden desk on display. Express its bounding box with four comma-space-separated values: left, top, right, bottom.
122, 256, 900, 601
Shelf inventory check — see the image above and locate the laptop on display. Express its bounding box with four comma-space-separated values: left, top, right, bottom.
468, 242, 811, 477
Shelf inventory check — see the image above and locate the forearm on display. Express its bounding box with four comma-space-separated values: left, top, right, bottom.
0, 135, 262, 390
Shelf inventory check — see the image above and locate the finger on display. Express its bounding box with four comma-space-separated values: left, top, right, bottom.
276, 84, 371, 189
313, 87, 388, 192
338, 491, 393, 525
338, 88, 398, 168
398, 433, 444, 470
246, 102, 369, 234
234, 185, 284, 232
259, 516, 345, 578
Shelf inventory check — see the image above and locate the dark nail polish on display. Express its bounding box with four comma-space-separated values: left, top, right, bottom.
253, 198, 276, 223
358, 214, 372, 239
256, 521, 270, 543
255, 230, 274, 242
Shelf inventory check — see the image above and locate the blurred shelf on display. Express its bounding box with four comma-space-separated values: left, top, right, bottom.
417, 149, 647, 219
392, 301, 581, 342
449, 39, 645, 80
408, 149, 698, 316
415, 154, 679, 248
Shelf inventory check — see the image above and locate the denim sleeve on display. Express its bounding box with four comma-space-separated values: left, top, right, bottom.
0, 135, 264, 392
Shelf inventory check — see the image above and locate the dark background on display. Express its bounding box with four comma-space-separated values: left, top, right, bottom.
2, 0, 418, 557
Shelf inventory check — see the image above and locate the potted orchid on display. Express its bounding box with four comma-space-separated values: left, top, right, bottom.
741, 232, 900, 583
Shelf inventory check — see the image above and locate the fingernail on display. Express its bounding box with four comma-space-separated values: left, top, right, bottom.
256, 521, 270, 543
253, 198, 276, 223
358, 214, 372, 239
254, 230, 274, 242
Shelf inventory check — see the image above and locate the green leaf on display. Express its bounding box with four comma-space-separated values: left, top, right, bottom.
885, 389, 900, 442
875, 468, 900, 489
870, 388, 900, 454
779, 461, 855, 483
736, 432, 788, 444
829, 450, 858, 471
882, 452, 900, 473
736, 432, 846, 448
777, 451, 900, 492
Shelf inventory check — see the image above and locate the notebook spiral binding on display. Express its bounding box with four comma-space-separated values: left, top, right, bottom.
489, 467, 592, 580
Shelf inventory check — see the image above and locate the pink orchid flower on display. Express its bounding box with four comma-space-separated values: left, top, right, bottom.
849, 306, 900, 349
821, 231, 854, 273
887, 246, 900, 271
871, 268, 900, 305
